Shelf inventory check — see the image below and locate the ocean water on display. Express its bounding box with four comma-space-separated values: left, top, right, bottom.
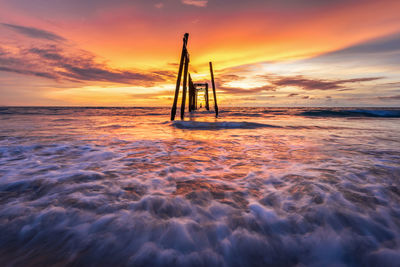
0, 107, 400, 266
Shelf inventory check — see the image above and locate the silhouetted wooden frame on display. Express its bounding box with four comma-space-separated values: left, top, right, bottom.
171, 33, 218, 120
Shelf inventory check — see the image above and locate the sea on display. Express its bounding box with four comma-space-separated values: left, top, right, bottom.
0, 107, 400, 266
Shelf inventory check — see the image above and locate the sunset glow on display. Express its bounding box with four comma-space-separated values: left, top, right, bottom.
1, 0, 400, 106
2, 2, 400, 265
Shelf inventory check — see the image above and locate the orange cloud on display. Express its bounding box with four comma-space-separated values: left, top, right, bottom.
1, 0, 400, 106
181, 0, 208, 7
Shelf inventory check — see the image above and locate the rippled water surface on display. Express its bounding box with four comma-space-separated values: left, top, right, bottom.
1, 107, 400, 266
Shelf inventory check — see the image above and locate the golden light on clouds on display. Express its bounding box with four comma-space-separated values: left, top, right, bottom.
0, 0, 400, 106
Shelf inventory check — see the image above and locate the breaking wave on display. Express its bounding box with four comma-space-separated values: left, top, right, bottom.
1, 107, 400, 266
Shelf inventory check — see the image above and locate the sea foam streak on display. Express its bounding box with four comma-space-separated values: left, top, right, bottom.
0, 107, 400, 266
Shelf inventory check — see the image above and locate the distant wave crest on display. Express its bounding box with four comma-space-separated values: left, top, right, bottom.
299, 109, 400, 118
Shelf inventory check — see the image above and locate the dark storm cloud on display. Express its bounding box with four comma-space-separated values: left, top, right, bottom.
1, 23, 66, 42
0, 45, 173, 86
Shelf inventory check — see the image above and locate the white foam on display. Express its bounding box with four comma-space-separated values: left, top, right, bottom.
0, 107, 400, 265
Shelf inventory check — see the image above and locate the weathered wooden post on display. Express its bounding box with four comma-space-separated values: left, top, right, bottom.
180, 53, 189, 120
205, 83, 210, 111
209, 62, 218, 117
195, 89, 198, 110
188, 74, 194, 112
192, 76, 196, 112
192, 86, 196, 110
171, 33, 189, 121
171, 35, 220, 119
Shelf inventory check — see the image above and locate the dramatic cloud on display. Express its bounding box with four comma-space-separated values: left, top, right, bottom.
0, 66, 57, 79
378, 95, 400, 100
219, 85, 275, 95
218, 74, 243, 83
326, 32, 400, 56
272, 76, 338, 90
0, 45, 173, 86
213, 70, 384, 98
181, 0, 208, 7
1, 0, 400, 106
1, 23, 66, 42
268, 75, 383, 91
306, 31, 400, 68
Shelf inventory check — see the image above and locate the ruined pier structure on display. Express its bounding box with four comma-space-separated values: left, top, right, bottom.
171, 33, 219, 121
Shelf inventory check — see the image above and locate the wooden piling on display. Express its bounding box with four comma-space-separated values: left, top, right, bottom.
192, 85, 196, 111
188, 74, 194, 112
195, 89, 198, 110
209, 62, 218, 117
180, 52, 189, 120
171, 33, 189, 121
191, 80, 196, 111
205, 83, 210, 111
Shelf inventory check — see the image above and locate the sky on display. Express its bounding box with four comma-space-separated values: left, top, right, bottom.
0, 0, 400, 107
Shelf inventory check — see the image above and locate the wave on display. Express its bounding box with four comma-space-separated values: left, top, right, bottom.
170, 121, 281, 130
0, 107, 168, 117
299, 109, 400, 118
2, 107, 400, 119
1, 112, 400, 266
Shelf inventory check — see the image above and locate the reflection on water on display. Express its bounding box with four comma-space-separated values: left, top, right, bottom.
0, 107, 400, 266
